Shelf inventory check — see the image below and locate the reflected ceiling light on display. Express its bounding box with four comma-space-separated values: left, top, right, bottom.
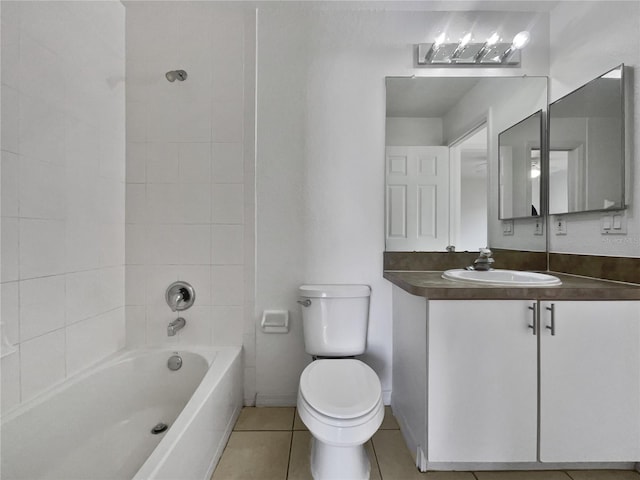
530, 163, 541, 179
417, 30, 530, 66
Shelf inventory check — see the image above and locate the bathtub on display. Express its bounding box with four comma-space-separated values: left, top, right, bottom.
0, 346, 242, 480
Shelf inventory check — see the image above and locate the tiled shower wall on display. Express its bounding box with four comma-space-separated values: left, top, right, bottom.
124, 3, 256, 402
1, 1, 126, 412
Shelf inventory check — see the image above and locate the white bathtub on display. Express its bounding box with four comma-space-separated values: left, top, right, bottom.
0, 346, 242, 480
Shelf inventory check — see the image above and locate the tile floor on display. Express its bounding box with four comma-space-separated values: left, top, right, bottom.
212, 407, 640, 480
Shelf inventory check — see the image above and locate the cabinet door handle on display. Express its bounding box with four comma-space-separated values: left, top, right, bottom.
546, 303, 556, 336
528, 303, 537, 335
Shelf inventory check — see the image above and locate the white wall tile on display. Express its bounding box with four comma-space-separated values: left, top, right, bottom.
177, 265, 212, 306
98, 222, 125, 268
176, 305, 212, 346
1, 85, 19, 154
96, 179, 125, 225
179, 225, 211, 264
212, 184, 244, 224
1, 217, 19, 283
19, 94, 65, 166
212, 142, 243, 183
99, 267, 125, 313
1, 151, 20, 217
1, 4, 20, 89
145, 265, 180, 309
19, 33, 66, 108
146, 142, 179, 183
178, 183, 211, 224
20, 329, 65, 402
212, 306, 244, 346
212, 224, 244, 265
65, 117, 100, 178
145, 224, 181, 264
19, 219, 66, 279
65, 270, 100, 325
145, 184, 181, 224
65, 222, 101, 272
125, 306, 146, 347
1, 350, 21, 413
212, 265, 244, 306
126, 183, 146, 224
125, 224, 146, 265
66, 308, 125, 376
147, 94, 181, 143
20, 157, 66, 220
179, 142, 211, 183
126, 142, 146, 183
1, 281, 20, 345
125, 265, 146, 306
243, 331, 256, 367
126, 100, 147, 142
20, 276, 66, 341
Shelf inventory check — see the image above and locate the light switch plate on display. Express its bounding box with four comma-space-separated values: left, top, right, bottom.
554, 216, 567, 235
503, 219, 514, 236
534, 218, 544, 236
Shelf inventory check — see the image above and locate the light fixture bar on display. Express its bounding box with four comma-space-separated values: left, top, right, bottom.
416, 31, 529, 67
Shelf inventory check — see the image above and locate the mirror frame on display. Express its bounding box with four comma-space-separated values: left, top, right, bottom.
498, 109, 544, 220
547, 64, 626, 215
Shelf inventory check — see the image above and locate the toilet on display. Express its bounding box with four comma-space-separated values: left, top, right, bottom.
297, 284, 384, 480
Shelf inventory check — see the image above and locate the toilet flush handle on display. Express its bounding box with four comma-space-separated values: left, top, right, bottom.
297, 299, 312, 307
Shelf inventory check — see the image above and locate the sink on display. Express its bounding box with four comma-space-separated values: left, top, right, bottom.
442, 269, 562, 287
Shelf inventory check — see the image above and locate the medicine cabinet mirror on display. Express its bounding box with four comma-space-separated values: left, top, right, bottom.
548, 64, 626, 215
498, 110, 543, 220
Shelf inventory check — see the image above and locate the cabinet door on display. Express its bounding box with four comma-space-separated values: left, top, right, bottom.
428, 300, 538, 462
540, 301, 640, 462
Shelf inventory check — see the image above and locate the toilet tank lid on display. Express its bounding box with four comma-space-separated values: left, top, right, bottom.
299, 284, 371, 298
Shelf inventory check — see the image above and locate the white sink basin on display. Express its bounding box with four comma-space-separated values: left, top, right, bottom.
442, 269, 562, 287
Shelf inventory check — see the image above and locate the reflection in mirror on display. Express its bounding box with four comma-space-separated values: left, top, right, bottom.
498, 110, 543, 219
549, 64, 625, 214
385, 76, 547, 252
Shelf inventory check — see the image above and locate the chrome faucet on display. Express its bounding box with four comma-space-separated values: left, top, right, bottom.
471, 248, 495, 271
167, 290, 184, 312
165, 281, 195, 312
167, 317, 186, 336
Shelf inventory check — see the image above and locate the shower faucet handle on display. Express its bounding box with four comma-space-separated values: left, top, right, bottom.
166, 281, 195, 312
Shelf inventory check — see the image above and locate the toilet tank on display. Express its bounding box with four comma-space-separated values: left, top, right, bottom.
298, 284, 371, 357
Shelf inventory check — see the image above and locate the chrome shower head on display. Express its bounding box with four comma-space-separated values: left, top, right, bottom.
165, 70, 187, 82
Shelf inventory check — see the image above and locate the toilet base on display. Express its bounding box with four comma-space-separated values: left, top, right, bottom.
310, 436, 371, 480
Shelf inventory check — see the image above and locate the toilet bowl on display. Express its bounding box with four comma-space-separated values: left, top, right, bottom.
297, 359, 384, 480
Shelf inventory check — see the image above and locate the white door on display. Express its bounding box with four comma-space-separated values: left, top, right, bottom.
539, 301, 640, 462
428, 300, 538, 462
385, 146, 449, 251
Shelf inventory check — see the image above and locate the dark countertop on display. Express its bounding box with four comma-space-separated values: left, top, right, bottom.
383, 270, 640, 300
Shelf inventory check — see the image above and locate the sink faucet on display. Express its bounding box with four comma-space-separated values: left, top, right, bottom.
167, 317, 186, 336
471, 248, 495, 271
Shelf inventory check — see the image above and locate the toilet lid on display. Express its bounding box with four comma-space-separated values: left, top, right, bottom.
299, 359, 382, 419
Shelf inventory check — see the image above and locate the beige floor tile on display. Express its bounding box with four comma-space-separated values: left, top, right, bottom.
475, 471, 570, 480
234, 406, 295, 431
380, 406, 400, 430
566, 471, 640, 480
293, 408, 308, 431
212, 431, 292, 480
372, 429, 426, 479
288, 430, 382, 480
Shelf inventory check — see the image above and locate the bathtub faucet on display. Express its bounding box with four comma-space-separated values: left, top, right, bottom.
167, 317, 186, 336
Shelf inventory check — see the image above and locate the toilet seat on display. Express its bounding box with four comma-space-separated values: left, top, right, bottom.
297, 359, 384, 448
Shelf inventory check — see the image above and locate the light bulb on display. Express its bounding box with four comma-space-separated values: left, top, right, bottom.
459, 32, 472, 47
434, 32, 446, 48
486, 32, 500, 46
512, 31, 530, 50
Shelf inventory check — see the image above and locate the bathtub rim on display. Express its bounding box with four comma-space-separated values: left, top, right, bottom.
0, 345, 226, 424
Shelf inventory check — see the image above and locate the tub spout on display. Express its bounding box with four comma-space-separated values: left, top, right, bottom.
167, 317, 186, 336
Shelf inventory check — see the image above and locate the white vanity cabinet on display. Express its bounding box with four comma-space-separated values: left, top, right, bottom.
538, 300, 640, 462
391, 287, 640, 470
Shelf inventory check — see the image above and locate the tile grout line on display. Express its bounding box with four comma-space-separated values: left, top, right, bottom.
369, 436, 384, 480
285, 410, 296, 480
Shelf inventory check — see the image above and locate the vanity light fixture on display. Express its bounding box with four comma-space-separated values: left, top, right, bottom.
416, 30, 530, 66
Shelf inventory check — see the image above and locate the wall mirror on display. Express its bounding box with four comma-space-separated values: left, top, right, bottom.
385, 76, 547, 252
548, 64, 626, 215
498, 110, 543, 220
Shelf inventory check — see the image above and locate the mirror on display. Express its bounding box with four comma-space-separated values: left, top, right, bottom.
549, 64, 625, 214
385, 76, 547, 252
498, 110, 543, 219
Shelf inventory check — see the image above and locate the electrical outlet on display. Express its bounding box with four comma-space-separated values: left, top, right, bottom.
554, 216, 567, 235
534, 218, 544, 236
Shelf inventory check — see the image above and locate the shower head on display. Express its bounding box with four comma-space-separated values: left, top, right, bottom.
165, 70, 187, 82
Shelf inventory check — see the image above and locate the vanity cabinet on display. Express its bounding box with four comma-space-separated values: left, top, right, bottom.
391, 288, 640, 469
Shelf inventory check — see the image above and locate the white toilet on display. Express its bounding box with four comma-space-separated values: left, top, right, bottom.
297, 284, 384, 480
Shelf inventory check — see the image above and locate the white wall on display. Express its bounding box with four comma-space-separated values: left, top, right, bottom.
124, 2, 256, 403
256, 6, 550, 405
386, 117, 443, 146
549, 0, 640, 257
1, 1, 126, 412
